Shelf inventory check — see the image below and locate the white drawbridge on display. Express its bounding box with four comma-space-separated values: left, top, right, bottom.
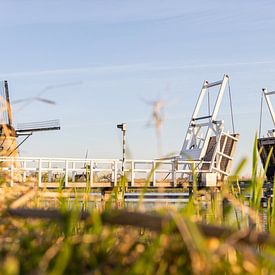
178, 74, 239, 185
0, 75, 239, 188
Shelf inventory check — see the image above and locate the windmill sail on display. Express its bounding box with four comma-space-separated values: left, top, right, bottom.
16, 119, 60, 133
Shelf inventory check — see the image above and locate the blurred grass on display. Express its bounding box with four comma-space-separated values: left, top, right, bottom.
1, 137, 275, 274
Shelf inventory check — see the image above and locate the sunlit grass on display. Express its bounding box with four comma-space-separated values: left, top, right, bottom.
0, 137, 275, 274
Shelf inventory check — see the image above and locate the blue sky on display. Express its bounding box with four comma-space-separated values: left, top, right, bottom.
0, 0, 275, 175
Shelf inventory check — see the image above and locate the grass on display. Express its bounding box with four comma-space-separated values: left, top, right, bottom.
1, 138, 275, 274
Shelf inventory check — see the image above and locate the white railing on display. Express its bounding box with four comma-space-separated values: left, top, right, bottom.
0, 157, 212, 188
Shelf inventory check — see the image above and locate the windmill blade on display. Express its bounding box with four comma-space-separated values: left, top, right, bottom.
4, 81, 13, 126
16, 119, 61, 133
12, 97, 56, 105
16, 81, 82, 112
139, 96, 155, 105
38, 81, 83, 96
34, 97, 56, 105
12, 98, 32, 104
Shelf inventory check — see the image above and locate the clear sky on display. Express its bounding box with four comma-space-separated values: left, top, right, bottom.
0, 0, 275, 175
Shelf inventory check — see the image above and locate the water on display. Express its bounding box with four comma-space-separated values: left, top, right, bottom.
28, 191, 270, 230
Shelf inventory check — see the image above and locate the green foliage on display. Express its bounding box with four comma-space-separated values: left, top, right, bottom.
1, 137, 275, 274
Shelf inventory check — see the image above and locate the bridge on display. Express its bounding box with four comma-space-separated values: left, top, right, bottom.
0, 156, 218, 188
0, 75, 240, 188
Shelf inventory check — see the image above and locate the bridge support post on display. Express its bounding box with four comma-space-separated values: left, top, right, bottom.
38, 159, 42, 188
152, 161, 156, 187
172, 161, 177, 187
23, 160, 27, 183
90, 160, 94, 187
72, 161, 76, 182
65, 160, 68, 187
131, 161, 135, 187
48, 161, 52, 183
10, 158, 14, 187
113, 160, 117, 187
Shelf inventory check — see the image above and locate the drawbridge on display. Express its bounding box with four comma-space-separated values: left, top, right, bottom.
258, 88, 275, 181
178, 74, 239, 185
0, 75, 239, 188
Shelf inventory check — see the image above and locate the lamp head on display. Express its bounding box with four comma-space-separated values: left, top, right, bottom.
117, 123, 127, 131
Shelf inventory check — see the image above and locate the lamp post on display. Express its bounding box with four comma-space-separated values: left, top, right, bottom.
117, 123, 127, 176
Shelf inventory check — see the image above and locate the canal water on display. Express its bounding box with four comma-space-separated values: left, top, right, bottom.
28, 191, 270, 230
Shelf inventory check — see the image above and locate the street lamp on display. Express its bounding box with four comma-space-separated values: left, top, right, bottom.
117, 123, 127, 176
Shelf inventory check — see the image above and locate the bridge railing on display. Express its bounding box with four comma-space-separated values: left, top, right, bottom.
0, 157, 212, 188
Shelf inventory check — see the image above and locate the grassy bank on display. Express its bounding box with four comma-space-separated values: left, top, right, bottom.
1, 141, 275, 274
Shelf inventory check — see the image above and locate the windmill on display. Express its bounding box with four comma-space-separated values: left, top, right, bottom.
0, 80, 61, 157
141, 83, 173, 156
144, 99, 165, 132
